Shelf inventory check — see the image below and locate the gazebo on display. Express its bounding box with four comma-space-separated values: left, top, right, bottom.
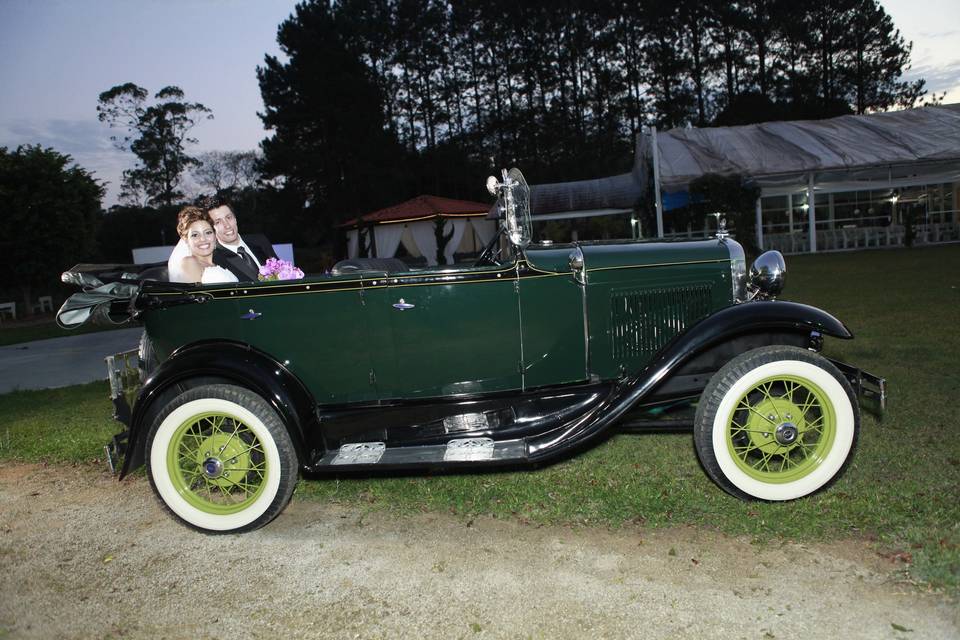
344, 195, 496, 266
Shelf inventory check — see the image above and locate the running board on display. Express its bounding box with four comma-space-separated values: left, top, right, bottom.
310, 438, 528, 471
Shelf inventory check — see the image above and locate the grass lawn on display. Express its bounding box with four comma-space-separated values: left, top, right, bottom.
0, 318, 121, 347
1, 244, 957, 591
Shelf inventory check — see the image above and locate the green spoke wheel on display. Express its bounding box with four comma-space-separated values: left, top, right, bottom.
146, 384, 299, 533
726, 375, 836, 484
694, 346, 859, 501
168, 413, 268, 515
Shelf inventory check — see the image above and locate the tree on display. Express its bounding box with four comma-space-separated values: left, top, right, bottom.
97, 83, 213, 207
0, 146, 104, 312
688, 173, 761, 256
257, 1, 406, 231
843, 0, 926, 113
192, 150, 262, 194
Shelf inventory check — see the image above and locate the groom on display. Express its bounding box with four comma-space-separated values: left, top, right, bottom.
206, 199, 278, 282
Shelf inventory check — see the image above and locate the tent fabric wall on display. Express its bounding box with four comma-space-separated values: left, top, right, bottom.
409, 222, 439, 266
644, 104, 960, 191
355, 218, 495, 265
469, 218, 496, 246
399, 225, 422, 258
347, 229, 359, 259
373, 224, 405, 260
442, 219, 469, 265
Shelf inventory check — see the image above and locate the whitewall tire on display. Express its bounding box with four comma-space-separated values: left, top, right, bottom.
694, 346, 859, 501
145, 384, 298, 533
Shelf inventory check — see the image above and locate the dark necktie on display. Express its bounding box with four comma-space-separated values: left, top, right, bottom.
236, 246, 254, 269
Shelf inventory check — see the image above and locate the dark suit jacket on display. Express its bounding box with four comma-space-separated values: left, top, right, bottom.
212, 234, 279, 282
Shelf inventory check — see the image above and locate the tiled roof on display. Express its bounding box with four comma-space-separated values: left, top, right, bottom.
344, 195, 490, 227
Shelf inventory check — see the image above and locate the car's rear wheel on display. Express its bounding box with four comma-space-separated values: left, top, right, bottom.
694, 346, 859, 501
145, 383, 298, 533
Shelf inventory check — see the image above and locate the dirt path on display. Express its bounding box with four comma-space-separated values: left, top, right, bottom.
0, 464, 956, 640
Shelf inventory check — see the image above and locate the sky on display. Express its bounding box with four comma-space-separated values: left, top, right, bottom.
1, 0, 958, 207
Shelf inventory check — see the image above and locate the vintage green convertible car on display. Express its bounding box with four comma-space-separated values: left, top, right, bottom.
60, 169, 884, 534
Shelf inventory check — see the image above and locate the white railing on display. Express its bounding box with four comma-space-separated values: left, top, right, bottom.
763, 223, 960, 254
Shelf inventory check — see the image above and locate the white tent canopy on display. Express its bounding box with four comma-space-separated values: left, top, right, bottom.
633, 104, 960, 251
642, 104, 960, 192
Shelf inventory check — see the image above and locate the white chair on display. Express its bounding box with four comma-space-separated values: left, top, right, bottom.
0, 302, 16, 322
31, 296, 53, 314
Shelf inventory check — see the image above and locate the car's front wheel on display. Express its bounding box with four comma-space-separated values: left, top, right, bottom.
694, 346, 859, 501
145, 384, 299, 533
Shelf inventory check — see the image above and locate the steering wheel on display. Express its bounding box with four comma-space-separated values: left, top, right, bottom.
474, 228, 504, 267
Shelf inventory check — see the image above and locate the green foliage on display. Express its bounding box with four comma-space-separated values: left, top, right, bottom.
677, 173, 761, 256
434, 218, 456, 265
0, 145, 104, 310
257, 1, 407, 231
95, 204, 178, 263
97, 83, 213, 207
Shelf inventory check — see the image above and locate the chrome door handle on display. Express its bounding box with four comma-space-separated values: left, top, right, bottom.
392, 298, 415, 311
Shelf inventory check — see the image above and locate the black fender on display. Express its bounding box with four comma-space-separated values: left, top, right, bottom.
118, 340, 319, 478
527, 300, 852, 459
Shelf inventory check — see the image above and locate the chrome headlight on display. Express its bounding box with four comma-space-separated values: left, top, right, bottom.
725, 240, 747, 303
748, 251, 786, 299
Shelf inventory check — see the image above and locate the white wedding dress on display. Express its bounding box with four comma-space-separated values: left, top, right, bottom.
167, 239, 239, 284
201, 265, 239, 284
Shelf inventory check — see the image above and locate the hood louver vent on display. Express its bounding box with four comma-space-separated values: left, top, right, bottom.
610, 284, 713, 359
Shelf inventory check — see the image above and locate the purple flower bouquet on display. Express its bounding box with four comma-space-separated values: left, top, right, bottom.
258, 257, 305, 281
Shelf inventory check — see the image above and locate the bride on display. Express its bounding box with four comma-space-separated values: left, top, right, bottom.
170, 206, 238, 284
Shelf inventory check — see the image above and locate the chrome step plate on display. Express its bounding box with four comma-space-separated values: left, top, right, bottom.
443, 412, 489, 433
332, 442, 386, 465
444, 437, 495, 462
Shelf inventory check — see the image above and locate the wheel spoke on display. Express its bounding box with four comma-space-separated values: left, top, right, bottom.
216, 420, 244, 455
744, 403, 777, 425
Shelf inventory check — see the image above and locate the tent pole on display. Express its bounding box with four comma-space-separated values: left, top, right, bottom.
651, 126, 664, 238
755, 197, 764, 250
787, 193, 794, 233
808, 174, 818, 253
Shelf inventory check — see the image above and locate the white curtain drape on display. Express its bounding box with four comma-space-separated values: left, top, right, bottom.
469, 218, 497, 247
347, 229, 359, 258
400, 225, 422, 257
443, 219, 469, 265
373, 224, 405, 259
409, 221, 439, 266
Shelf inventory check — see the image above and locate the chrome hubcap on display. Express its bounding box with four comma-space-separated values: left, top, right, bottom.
774, 422, 799, 446
202, 457, 224, 479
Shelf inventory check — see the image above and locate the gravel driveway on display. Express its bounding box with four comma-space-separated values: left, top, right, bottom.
1, 463, 956, 639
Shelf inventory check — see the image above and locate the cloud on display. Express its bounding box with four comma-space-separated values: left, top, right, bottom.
1, 118, 113, 155
900, 59, 960, 96
917, 29, 960, 39
0, 117, 131, 205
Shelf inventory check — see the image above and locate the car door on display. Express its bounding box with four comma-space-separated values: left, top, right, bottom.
518, 249, 589, 389
369, 262, 523, 399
